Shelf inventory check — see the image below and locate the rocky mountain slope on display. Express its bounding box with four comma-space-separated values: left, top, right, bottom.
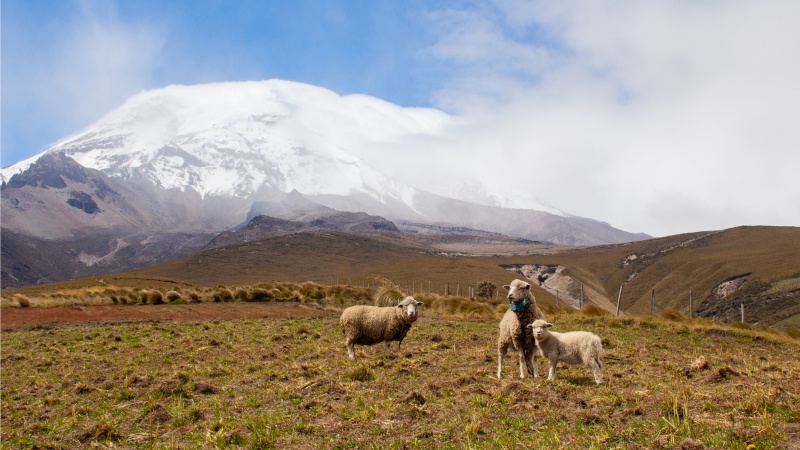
1, 80, 648, 288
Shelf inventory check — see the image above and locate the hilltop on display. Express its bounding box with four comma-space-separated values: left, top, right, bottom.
6, 225, 798, 328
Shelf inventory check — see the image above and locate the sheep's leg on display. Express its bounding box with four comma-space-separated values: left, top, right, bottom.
588, 358, 603, 384
525, 349, 538, 378
547, 360, 557, 381
497, 345, 507, 379
517, 348, 527, 379
346, 339, 356, 359
384, 341, 391, 354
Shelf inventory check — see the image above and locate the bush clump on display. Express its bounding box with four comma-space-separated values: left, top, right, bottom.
248, 288, 273, 302
165, 291, 182, 303
476, 280, 496, 298
147, 291, 164, 305
660, 308, 687, 322
347, 366, 375, 382
14, 294, 31, 308
213, 288, 234, 303
581, 304, 609, 317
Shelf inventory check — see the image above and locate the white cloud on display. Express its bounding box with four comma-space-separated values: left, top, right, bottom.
52, 2, 165, 129
413, 0, 800, 236
1, 1, 165, 163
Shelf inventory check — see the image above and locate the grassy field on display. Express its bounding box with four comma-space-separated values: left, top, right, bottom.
2, 300, 799, 449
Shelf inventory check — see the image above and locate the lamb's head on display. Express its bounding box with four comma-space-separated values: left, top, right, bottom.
528, 319, 553, 340
503, 279, 532, 307
398, 296, 423, 323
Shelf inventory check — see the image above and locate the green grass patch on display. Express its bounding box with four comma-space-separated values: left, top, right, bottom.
1, 311, 798, 448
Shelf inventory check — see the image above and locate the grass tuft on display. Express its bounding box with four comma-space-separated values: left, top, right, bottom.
347, 365, 375, 382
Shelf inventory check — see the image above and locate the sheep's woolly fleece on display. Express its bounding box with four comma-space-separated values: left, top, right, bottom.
497, 279, 546, 379
340, 296, 422, 359
530, 319, 604, 384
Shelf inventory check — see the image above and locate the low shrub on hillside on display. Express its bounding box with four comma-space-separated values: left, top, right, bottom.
375, 285, 404, 307
659, 308, 687, 322
147, 291, 164, 305
213, 288, 234, 303
234, 288, 249, 301
579, 304, 608, 317
14, 294, 30, 308
247, 288, 273, 302
165, 291, 182, 303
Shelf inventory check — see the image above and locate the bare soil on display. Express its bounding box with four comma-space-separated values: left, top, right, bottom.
0, 302, 335, 330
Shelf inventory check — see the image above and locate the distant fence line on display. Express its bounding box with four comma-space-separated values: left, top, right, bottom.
320, 277, 744, 323
320, 277, 502, 300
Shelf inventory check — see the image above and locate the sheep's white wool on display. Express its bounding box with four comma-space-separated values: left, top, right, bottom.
497, 279, 546, 379
340, 296, 423, 359
530, 319, 604, 384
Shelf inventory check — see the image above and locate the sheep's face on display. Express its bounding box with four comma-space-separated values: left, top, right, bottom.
529, 320, 552, 339
504, 279, 532, 305
398, 296, 423, 323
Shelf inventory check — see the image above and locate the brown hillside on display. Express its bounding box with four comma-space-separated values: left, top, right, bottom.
6, 226, 798, 327
489, 226, 800, 326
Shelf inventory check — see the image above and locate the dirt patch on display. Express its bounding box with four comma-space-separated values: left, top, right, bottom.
0, 302, 335, 330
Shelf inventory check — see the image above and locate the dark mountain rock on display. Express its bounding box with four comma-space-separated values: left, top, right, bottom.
66, 191, 101, 214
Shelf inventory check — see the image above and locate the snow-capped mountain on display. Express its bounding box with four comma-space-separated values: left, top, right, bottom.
3, 81, 435, 204
2, 79, 646, 246
1, 79, 651, 288
1, 80, 563, 217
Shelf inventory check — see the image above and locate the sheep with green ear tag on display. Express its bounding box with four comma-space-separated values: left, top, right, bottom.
497, 279, 546, 379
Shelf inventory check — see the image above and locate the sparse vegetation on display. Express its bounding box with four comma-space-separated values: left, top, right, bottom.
476, 280, 496, 298
13, 294, 30, 307
1, 308, 798, 448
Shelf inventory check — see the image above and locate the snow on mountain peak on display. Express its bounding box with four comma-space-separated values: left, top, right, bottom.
1, 79, 563, 217
14, 80, 447, 201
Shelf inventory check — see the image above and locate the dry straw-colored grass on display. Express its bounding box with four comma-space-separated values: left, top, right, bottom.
2, 307, 798, 449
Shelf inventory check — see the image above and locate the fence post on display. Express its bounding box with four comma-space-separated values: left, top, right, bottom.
580, 283, 584, 310
689, 290, 693, 318
650, 288, 655, 315
616, 285, 623, 317
741, 303, 745, 323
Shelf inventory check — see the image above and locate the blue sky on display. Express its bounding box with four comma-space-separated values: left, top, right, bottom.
2, 0, 800, 236
2, 0, 449, 164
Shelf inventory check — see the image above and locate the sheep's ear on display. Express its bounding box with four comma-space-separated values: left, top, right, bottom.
397, 303, 404, 308
502, 285, 510, 291
416, 301, 423, 306
523, 283, 531, 290
546, 322, 553, 328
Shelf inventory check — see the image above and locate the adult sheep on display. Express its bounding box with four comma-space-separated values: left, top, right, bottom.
497, 279, 546, 379
529, 319, 604, 384
340, 296, 423, 359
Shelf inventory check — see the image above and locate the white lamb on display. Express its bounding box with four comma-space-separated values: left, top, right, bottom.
528, 320, 604, 384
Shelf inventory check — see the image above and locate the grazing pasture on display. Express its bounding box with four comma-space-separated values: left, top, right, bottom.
2, 300, 798, 449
